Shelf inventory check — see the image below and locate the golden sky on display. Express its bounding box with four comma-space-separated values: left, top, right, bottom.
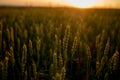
0, 0, 120, 8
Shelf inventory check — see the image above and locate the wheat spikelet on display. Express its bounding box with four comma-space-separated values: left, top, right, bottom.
96, 38, 110, 78
50, 63, 54, 77
31, 60, 37, 79
22, 44, 27, 65
96, 34, 101, 61
86, 45, 91, 62
109, 47, 119, 73
58, 52, 63, 69
85, 44, 91, 80
61, 66, 66, 80
6, 28, 10, 45
53, 51, 57, 73
10, 27, 14, 47
21, 44, 27, 76
63, 25, 70, 65
36, 37, 41, 70
29, 39, 33, 58
49, 49, 53, 63
58, 40, 61, 55
9, 46, 15, 67
55, 72, 62, 80
35, 24, 40, 36
71, 32, 79, 58
100, 38, 110, 69
63, 25, 70, 50
55, 34, 58, 52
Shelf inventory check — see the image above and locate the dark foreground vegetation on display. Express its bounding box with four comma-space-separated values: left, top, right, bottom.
0, 7, 120, 80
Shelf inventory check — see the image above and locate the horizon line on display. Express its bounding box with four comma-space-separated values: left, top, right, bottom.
0, 1, 120, 9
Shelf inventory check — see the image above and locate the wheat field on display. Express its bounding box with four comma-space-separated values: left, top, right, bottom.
0, 7, 120, 80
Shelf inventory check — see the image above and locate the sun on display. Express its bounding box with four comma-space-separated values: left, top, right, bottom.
64, 0, 99, 8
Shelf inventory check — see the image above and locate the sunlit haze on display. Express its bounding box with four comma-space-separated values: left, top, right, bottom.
0, 0, 120, 8
63, 0, 100, 8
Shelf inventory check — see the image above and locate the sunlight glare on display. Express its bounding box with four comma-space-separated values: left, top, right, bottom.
64, 0, 99, 8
